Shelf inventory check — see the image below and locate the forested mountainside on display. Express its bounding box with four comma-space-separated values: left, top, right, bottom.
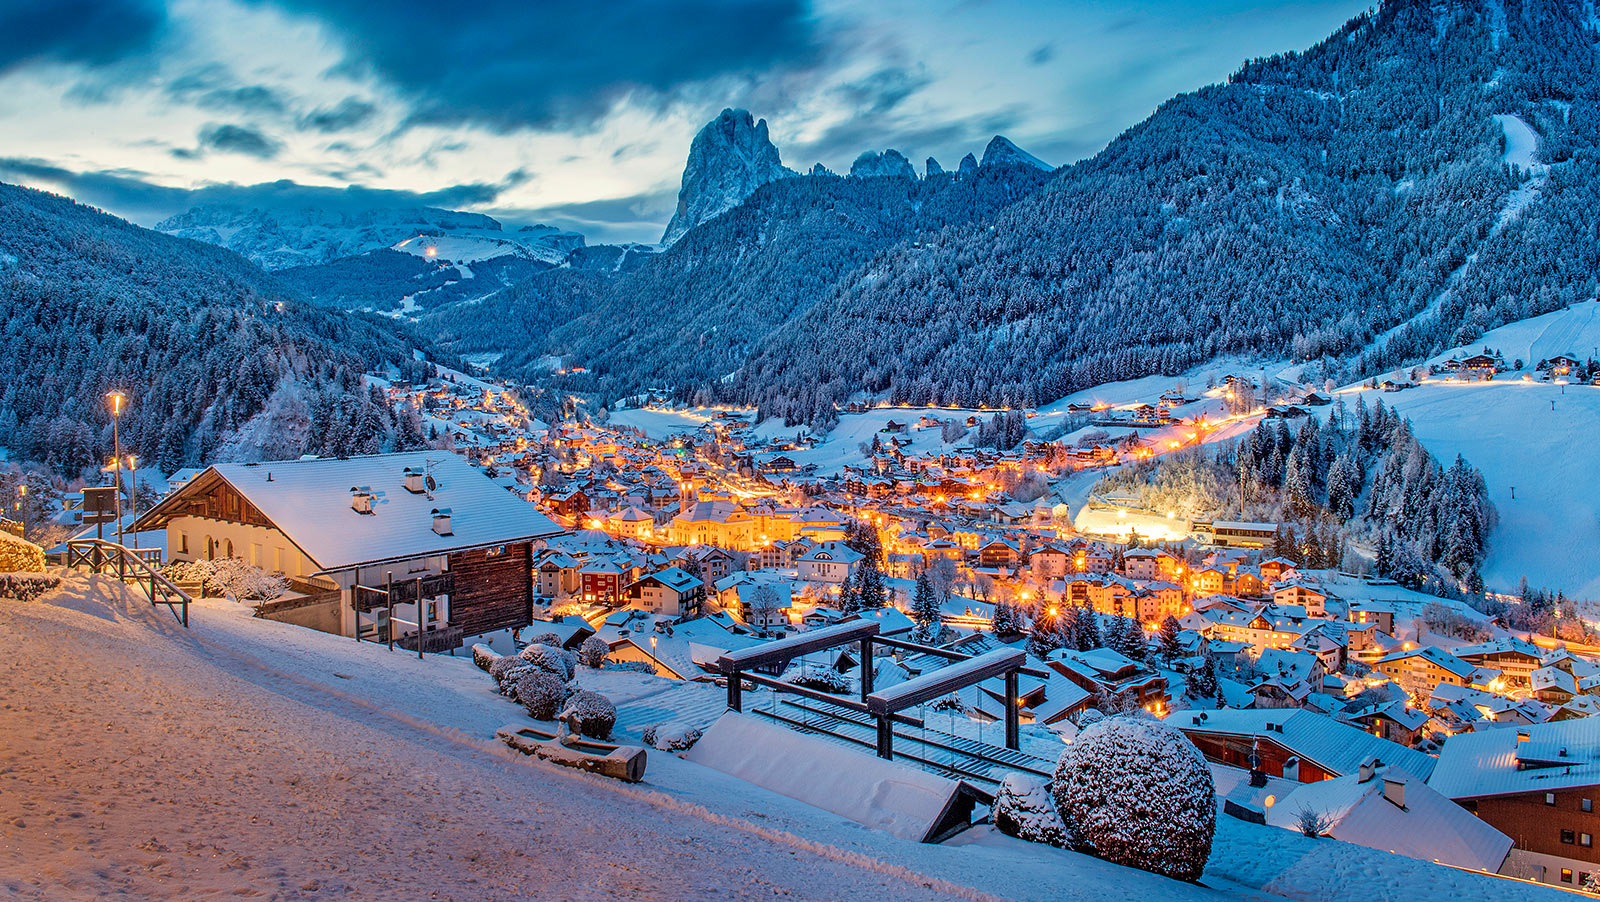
0, 183, 431, 473
728, 0, 1600, 426
429, 162, 1052, 407
278, 248, 555, 314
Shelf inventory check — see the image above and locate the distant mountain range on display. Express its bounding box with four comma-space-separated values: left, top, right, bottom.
0, 184, 434, 471
156, 205, 585, 271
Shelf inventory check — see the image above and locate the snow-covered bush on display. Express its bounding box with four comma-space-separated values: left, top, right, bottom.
513, 670, 572, 720
0, 532, 45, 572
642, 721, 702, 752
161, 558, 287, 600
1076, 708, 1105, 727
490, 654, 535, 695
578, 635, 610, 668
789, 668, 850, 694
471, 643, 499, 672
992, 775, 1074, 848
0, 573, 59, 601
608, 660, 657, 675
559, 690, 617, 739
527, 632, 563, 648
1295, 806, 1332, 838
1051, 716, 1216, 882
519, 643, 575, 681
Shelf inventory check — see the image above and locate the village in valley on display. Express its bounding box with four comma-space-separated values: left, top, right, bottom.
8, 346, 1589, 896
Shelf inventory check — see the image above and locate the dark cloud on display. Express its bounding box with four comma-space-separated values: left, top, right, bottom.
198, 123, 283, 158
0, 0, 166, 74
256, 0, 826, 132
832, 66, 931, 116
1027, 43, 1054, 65
0, 157, 535, 227
298, 97, 378, 133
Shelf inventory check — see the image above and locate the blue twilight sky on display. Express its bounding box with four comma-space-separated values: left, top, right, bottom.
0, 0, 1368, 244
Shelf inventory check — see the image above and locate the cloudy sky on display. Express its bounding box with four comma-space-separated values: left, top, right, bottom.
0, 0, 1366, 244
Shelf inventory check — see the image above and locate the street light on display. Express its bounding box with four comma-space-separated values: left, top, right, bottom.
127, 455, 139, 550
106, 390, 126, 546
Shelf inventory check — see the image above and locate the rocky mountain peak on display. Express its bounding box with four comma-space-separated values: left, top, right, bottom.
848, 149, 916, 179
660, 108, 794, 246
979, 136, 1052, 171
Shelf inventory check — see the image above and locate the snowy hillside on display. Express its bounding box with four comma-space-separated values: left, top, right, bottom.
156, 203, 583, 270
0, 573, 1559, 901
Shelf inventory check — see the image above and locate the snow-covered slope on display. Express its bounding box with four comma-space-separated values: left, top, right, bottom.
661, 108, 794, 246
157, 204, 583, 269
0, 573, 1558, 902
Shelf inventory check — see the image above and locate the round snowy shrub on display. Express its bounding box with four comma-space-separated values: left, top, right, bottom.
519, 643, 576, 681
490, 655, 535, 695
1076, 708, 1105, 727
514, 670, 572, 720
608, 660, 657, 675
1051, 717, 1216, 882
528, 632, 563, 648
992, 775, 1073, 848
559, 690, 617, 740
578, 635, 610, 668
471, 643, 499, 672
642, 721, 702, 752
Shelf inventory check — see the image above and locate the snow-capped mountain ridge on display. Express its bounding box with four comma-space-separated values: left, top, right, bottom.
157, 204, 584, 270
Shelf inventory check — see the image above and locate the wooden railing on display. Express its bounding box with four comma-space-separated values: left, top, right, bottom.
65, 538, 191, 628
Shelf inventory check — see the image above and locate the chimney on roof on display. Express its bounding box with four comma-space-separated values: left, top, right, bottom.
431, 508, 453, 536
404, 467, 427, 494
1381, 777, 1406, 809
351, 486, 374, 515
1358, 757, 1382, 783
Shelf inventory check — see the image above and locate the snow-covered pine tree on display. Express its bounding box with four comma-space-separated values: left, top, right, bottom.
1156, 615, 1184, 664
910, 571, 941, 642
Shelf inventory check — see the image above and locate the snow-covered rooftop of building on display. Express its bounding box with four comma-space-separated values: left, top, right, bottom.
1429, 717, 1600, 800
141, 451, 563, 572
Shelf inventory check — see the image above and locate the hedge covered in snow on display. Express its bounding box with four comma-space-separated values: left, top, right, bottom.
789, 668, 850, 694
642, 721, 702, 752
992, 775, 1074, 848
0, 573, 60, 602
161, 558, 287, 600
1051, 716, 1215, 882
490, 654, 535, 696
470, 643, 499, 672
514, 670, 572, 720
0, 532, 45, 573
559, 690, 617, 740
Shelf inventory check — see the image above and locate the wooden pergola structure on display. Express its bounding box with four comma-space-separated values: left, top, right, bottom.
716, 620, 1039, 761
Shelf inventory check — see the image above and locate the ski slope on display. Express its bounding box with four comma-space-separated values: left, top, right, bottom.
1350, 379, 1600, 599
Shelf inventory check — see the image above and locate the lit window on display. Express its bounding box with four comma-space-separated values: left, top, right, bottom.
1547, 792, 1558, 806
1562, 869, 1573, 884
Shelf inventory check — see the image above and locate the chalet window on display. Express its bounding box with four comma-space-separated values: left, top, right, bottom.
1547, 792, 1558, 806
1585, 799, 1594, 813
178, 532, 189, 554
1562, 869, 1573, 884
1562, 830, 1576, 845
1584, 834, 1594, 848
486, 545, 506, 558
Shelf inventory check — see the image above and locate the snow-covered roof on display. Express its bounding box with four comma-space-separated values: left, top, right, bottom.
1177, 709, 1436, 781
1266, 766, 1511, 872
137, 452, 563, 573
1430, 718, 1600, 800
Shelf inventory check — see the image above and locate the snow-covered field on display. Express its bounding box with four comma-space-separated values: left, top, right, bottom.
1344, 379, 1600, 599
606, 406, 721, 439
0, 574, 1560, 901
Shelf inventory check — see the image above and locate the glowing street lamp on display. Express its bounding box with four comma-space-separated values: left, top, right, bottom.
106, 390, 127, 546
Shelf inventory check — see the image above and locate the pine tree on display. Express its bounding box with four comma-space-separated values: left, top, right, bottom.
1157, 615, 1184, 664
855, 557, 887, 609
836, 570, 859, 614
910, 571, 941, 642
1027, 608, 1064, 659
1186, 654, 1219, 702
1076, 605, 1103, 651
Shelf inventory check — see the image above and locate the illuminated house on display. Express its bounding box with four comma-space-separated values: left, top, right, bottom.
132, 452, 563, 644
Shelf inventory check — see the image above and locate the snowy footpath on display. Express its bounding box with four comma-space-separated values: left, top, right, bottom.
0, 574, 1560, 901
